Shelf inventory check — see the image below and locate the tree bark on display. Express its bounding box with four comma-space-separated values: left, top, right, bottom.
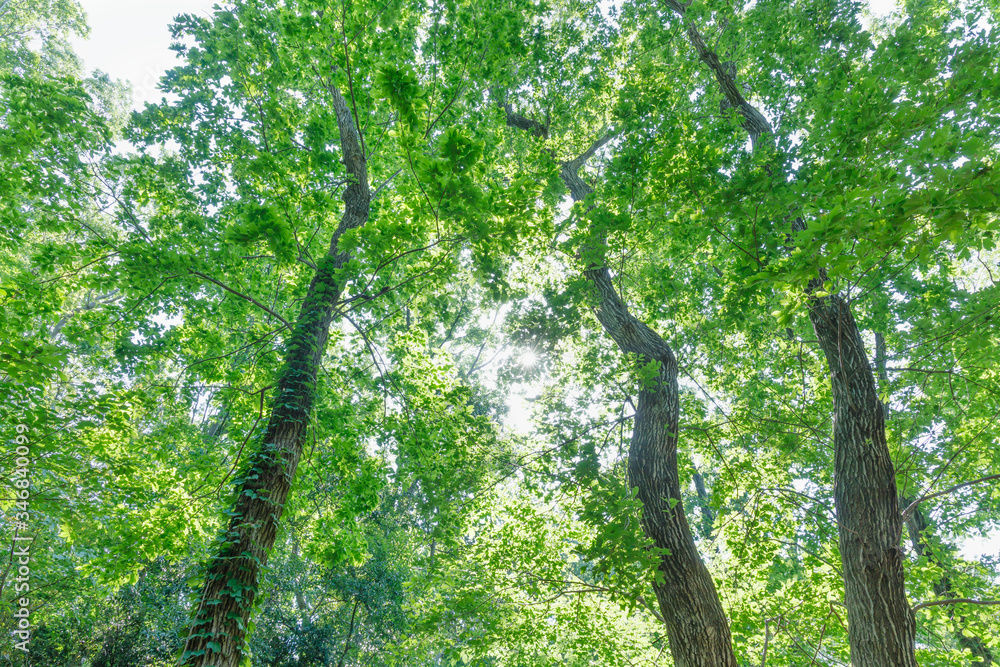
659, 5, 918, 664
181, 86, 369, 667
523, 109, 737, 665
808, 294, 916, 667
586, 261, 737, 667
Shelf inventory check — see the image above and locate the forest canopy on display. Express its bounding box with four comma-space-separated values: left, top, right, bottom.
1, 0, 1000, 665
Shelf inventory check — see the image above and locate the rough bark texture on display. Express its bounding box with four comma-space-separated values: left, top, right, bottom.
587, 263, 737, 667
808, 294, 917, 667
181, 87, 369, 667
556, 126, 737, 667
905, 500, 994, 664
681, 22, 772, 151
661, 6, 919, 664
692, 471, 715, 539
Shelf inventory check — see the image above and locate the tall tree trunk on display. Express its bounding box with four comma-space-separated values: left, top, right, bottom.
181, 87, 369, 667
807, 294, 916, 667
659, 4, 918, 664
501, 102, 738, 664
586, 262, 737, 667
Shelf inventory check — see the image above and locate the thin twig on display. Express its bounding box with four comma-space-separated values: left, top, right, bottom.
190, 270, 291, 330
913, 598, 1000, 612
902, 473, 1000, 521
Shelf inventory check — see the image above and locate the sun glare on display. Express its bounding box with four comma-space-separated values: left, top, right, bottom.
518, 350, 538, 368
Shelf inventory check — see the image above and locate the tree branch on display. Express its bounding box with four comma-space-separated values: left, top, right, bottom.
663, 3, 773, 152
336, 599, 362, 667
492, 88, 549, 138
886, 366, 958, 375
189, 270, 291, 331
372, 168, 402, 199
901, 473, 1000, 521
913, 598, 1000, 613
563, 128, 617, 174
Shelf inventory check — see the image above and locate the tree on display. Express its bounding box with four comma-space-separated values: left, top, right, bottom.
113, 1, 540, 663
601, 0, 999, 663
3, 0, 1000, 665
498, 105, 738, 664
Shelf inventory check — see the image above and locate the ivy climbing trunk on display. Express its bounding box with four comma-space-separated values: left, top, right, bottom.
501, 98, 738, 664
660, 4, 919, 664
181, 86, 369, 667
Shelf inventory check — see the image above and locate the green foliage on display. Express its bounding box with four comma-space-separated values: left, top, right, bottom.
376, 64, 428, 131
3, 0, 1000, 664
225, 204, 296, 263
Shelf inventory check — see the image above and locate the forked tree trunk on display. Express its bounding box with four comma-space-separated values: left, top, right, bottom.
506, 108, 737, 664
660, 4, 918, 663
181, 87, 369, 667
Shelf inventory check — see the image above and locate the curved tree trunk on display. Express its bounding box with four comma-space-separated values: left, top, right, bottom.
181, 86, 369, 667
586, 263, 738, 667
498, 94, 737, 664
562, 126, 737, 666
660, 4, 918, 664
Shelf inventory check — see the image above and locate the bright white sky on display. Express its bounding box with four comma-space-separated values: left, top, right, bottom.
70, 0, 221, 110
70, 0, 998, 563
